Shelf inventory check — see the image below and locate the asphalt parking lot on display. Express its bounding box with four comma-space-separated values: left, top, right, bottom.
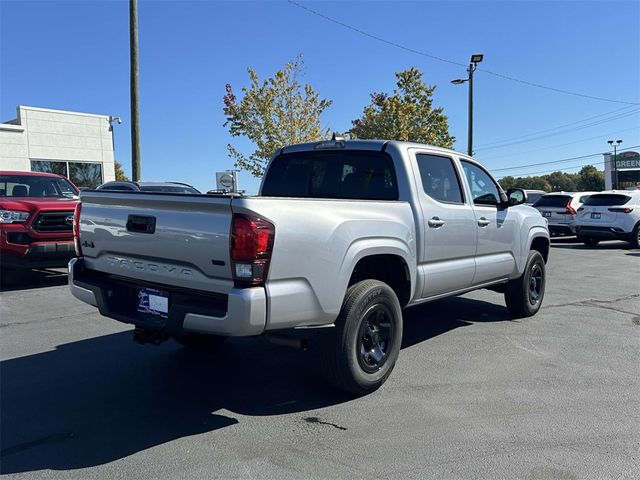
1, 239, 638, 480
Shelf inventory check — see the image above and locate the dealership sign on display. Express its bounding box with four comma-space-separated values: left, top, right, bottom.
615, 151, 640, 170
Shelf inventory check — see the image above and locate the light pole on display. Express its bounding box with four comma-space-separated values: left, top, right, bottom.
607, 139, 622, 189
452, 54, 484, 157
130, 0, 141, 181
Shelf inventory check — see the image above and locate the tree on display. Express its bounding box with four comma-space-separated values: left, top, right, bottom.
114, 161, 129, 181
223, 56, 333, 177
576, 165, 604, 191
545, 171, 577, 192
350, 67, 454, 148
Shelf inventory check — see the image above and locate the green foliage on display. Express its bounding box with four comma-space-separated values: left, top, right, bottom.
350, 67, 454, 148
576, 165, 605, 191
223, 56, 333, 177
114, 161, 129, 182
498, 166, 605, 193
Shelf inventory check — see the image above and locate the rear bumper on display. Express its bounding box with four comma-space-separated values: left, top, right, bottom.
68, 258, 266, 336
548, 224, 575, 236
575, 225, 632, 241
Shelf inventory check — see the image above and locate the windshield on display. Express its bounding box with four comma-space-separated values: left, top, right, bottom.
526, 192, 546, 204
139, 185, 201, 194
0, 174, 78, 199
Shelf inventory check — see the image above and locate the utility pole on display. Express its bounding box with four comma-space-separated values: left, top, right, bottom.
130, 0, 141, 181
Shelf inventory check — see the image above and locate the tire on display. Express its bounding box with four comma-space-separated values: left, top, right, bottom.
504, 250, 546, 318
631, 224, 640, 249
171, 332, 226, 350
319, 279, 403, 395
582, 238, 599, 247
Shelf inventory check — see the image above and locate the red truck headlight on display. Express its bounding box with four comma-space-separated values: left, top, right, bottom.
0, 210, 30, 223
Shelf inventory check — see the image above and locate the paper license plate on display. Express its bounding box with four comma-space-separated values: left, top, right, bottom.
542, 211, 551, 218
590, 212, 601, 219
137, 288, 169, 318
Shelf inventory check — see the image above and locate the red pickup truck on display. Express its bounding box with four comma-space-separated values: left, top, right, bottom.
1, 171, 79, 272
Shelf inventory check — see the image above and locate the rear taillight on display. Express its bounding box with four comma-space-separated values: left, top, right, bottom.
565, 199, 576, 215
230, 214, 275, 287
73, 202, 82, 256
608, 207, 634, 213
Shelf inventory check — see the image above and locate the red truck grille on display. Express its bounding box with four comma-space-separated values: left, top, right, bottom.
33, 211, 75, 233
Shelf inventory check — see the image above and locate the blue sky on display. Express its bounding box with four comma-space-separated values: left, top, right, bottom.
1, 0, 639, 193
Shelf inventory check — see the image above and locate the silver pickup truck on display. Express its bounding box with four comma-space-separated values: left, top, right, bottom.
69, 139, 549, 394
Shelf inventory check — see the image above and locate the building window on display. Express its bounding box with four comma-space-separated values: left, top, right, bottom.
30, 160, 103, 189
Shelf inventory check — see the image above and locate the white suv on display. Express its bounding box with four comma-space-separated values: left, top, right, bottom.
533, 191, 596, 236
575, 190, 640, 248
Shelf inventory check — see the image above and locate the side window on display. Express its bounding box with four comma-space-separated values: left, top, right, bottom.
461, 161, 501, 206
416, 154, 464, 204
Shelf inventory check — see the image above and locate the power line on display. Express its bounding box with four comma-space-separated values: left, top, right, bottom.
477, 126, 640, 161
496, 161, 606, 178
475, 109, 640, 152
475, 105, 638, 148
287, 0, 640, 106
491, 144, 640, 174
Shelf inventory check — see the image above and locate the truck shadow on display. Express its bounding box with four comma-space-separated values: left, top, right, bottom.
0, 268, 68, 292
0, 296, 509, 474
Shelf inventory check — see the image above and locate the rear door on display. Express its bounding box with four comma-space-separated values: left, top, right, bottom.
411, 151, 477, 298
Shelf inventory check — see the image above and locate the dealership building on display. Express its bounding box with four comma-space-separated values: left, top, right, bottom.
0, 106, 117, 189
603, 149, 640, 190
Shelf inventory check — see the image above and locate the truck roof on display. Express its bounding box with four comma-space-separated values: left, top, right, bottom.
279, 139, 471, 159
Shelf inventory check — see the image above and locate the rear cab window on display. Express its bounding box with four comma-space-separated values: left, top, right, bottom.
261, 151, 398, 200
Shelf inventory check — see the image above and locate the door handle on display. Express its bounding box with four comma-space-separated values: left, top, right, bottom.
428, 217, 445, 228
477, 217, 490, 227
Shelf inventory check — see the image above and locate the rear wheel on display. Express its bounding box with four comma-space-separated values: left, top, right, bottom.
581, 238, 600, 247
319, 279, 403, 395
172, 333, 226, 350
504, 250, 546, 318
631, 224, 640, 249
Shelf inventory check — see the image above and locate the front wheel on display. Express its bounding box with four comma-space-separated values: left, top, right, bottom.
504, 250, 546, 318
319, 280, 403, 395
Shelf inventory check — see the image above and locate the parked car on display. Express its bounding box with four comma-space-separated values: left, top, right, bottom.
97, 181, 201, 194
0, 171, 79, 271
533, 191, 596, 236
69, 139, 550, 395
524, 189, 547, 206
575, 190, 640, 248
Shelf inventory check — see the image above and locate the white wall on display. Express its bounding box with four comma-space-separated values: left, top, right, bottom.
0, 106, 116, 182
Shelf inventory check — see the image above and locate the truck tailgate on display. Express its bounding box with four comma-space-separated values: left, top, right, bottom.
78, 191, 234, 294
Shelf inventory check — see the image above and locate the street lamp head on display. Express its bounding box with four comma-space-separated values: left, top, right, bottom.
451, 78, 467, 85
616, 139, 623, 145
470, 54, 484, 63
607, 140, 614, 145
109, 115, 122, 125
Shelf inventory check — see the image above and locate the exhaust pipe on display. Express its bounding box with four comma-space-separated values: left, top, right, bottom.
265, 333, 309, 351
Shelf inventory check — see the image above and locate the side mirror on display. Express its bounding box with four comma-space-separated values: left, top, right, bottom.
505, 188, 527, 207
